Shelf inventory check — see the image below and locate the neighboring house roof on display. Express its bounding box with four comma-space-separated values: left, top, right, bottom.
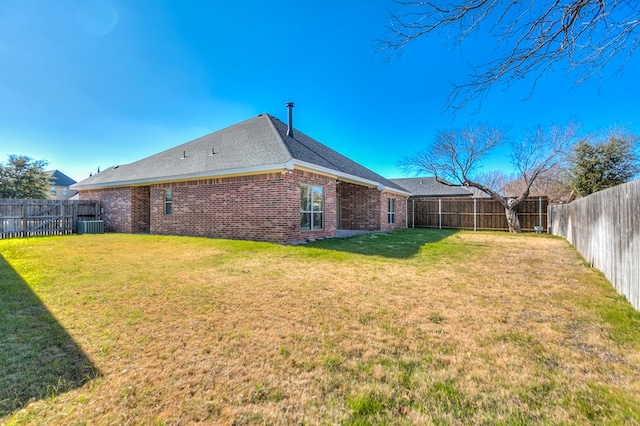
72, 113, 409, 194
46, 170, 77, 187
390, 177, 474, 198
464, 186, 492, 198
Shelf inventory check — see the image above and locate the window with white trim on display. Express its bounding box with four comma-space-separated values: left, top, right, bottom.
164, 189, 173, 215
387, 197, 395, 224
300, 185, 323, 231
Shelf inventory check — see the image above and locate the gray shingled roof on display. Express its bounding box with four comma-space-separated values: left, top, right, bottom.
46, 170, 77, 186
269, 117, 405, 190
73, 113, 408, 193
390, 177, 474, 197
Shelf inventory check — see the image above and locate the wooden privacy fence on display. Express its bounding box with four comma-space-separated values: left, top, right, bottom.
0, 199, 100, 239
548, 180, 639, 311
408, 196, 548, 232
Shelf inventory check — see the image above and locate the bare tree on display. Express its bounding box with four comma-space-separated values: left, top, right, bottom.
382, 1, 640, 109
473, 169, 511, 194
399, 123, 577, 232
501, 165, 575, 204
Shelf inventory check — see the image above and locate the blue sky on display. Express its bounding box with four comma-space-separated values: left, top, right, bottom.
1, 0, 639, 183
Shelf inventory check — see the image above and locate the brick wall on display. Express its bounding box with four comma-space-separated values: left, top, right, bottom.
337, 182, 407, 231
380, 192, 407, 231
78, 171, 406, 242
80, 186, 151, 233
337, 182, 382, 230
80, 187, 133, 233
131, 186, 151, 233
148, 170, 336, 243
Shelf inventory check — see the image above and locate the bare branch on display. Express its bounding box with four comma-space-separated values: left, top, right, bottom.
397, 122, 579, 231
510, 122, 578, 202
380, 1, 640, 110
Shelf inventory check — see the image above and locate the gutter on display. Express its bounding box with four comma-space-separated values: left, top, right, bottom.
291, 159, 411, 196
71, 163, 291, 191
71, 160, 412, 197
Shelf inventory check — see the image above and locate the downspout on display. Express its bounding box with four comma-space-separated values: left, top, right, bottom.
406, 196, 410, 228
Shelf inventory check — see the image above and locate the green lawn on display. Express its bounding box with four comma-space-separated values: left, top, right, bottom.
1, 230, 639, 425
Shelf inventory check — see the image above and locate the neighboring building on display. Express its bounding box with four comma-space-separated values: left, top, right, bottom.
462, 186, 492, 198
390, 177, 476, 198
72, 105, 410, 243
46, 170, 78, 200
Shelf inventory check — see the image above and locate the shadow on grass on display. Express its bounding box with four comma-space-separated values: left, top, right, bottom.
0, 255, 100, 418
306, 228, 460, 259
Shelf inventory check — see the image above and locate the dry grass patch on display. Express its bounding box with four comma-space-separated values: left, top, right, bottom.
1, 230, 639, 425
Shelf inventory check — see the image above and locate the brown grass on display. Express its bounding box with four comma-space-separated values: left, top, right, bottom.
1, 230, 639, 425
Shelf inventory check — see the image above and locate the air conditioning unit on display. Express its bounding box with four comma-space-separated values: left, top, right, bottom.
78, 220, 104, 234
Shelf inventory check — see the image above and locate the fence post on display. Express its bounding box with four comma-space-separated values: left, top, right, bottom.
21, 201, 26, 237
412, 198, 415, 229
72, 202, 78, 233
438, 198, 442, 230
60, 202, 65, 233
474, 198, 477, 231
539, 197, 542, 229
547, 201, 552, 234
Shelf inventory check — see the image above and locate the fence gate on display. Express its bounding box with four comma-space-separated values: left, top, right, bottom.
0, 199, 100, 239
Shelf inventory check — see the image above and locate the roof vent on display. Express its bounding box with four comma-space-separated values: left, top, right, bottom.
181, 150, 186, 159
286, 101, 294, 137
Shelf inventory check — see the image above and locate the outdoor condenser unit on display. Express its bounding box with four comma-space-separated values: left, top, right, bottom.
77, 220, 104, 234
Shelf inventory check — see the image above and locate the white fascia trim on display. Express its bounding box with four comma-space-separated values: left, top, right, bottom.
72, 160, 412, 196
291, 160, 412, 196
71, 163, 292, 190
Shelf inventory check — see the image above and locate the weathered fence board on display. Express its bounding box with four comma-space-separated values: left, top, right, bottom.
0, 199, 99, 239
409, 197, 548, 232
548, 180, 640, 311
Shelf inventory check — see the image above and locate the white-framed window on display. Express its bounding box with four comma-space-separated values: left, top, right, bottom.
164, 189, 173, 215
62, 187, 68, 196
387, 197, 395, 224
50, 186, 56, 195
300, 185, 323, 231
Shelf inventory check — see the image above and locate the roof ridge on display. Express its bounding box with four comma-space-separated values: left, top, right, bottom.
263, 114, 295, 161
46, 169, 77, 185
267, 115, 407, 192
269, 115, 352, 173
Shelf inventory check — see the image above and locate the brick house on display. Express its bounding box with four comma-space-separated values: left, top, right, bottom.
72, 105, 410, 243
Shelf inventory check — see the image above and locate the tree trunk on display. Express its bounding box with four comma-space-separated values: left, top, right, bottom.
505, 205, 521, 233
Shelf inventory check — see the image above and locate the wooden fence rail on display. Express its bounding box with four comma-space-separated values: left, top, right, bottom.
0, 199, 100, 239
548, 180, 639, 311
408, 197, 548, 232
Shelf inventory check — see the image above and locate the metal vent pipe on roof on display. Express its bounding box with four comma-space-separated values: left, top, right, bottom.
286, 101, 294, 137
